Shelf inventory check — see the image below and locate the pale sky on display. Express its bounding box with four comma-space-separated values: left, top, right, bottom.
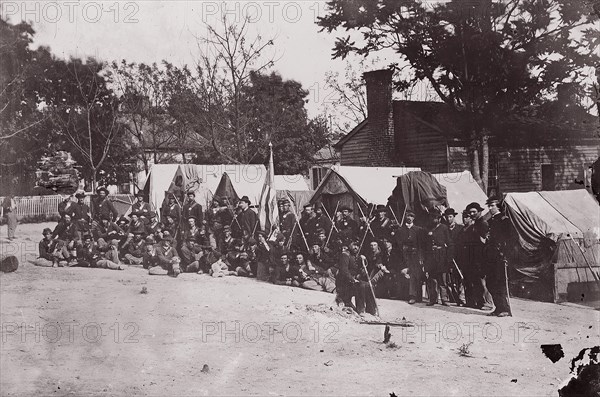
3, 0, 397, 117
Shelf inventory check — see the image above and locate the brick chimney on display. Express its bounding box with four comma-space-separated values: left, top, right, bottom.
363, 69, 395, 166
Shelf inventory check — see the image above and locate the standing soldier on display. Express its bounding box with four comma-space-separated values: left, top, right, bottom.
58, 194, 76, 219
182, 191, 203, 231
162, 193, 181, 226
485, 196, 513, 317
278, 198, 296, 243
234, 196, 258, 242
300, 203, 317, 243
92, 187, 119, 225
424, 212, 451, 306
370, 205, 392, 241
313, 203, 332, 237
462, 202, 491, 310
130, 192, 153, 224
336, 205, 359, 246
72, 192, 92, 241
444, 208, 465, 306
394, 210, 424, 304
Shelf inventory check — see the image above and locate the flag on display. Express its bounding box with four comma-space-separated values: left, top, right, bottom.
258, 142, 279, 236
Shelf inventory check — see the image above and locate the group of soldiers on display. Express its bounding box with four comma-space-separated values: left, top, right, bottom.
30, 186, 512, 317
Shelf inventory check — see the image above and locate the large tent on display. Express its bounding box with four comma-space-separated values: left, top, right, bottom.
389, 170, 488, 224
504, 189, 600, 303
141, 164, 180, 213
309, 166, 421, 217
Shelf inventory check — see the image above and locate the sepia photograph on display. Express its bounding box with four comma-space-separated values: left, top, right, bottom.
0, 0, 599, 395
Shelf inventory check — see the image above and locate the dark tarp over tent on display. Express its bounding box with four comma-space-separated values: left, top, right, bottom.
504, 190, 600, 303
390, 171, 488, 225
214, 172, 240, 206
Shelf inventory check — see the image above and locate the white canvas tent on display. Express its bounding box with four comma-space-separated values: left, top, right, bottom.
274, 175, 310, 191
504, 189, 600, 303
141, 164, 180, 213
432, 171, 489, 221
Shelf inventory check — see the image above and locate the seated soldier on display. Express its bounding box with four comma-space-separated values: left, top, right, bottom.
365, 240, 393, 298
180, 238, 203, 272
268, 234, 288, 282
76, 233, 101, 268
96, 233, 127, 270
123, 231, 145, 265
217, 225, 235, 254
235, 238, 259, 277
148, 234, 181, 277
163, 215, 179, 240
29, 228, 67, 267
255, 231, 272, 281
142, 240, 161, 270
52, 214, 79, 265
274, 252, 302, 287
296, 250, 336, 293
126, 212, 149, 237
225, 239, 251, 277
117, 216, 130, 234
92, 214, 125, 249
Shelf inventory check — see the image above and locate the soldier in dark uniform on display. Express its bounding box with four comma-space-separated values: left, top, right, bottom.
58, 194, 76, 219
423, 212, 451, 306
370, 205, 392, 241
394, 210, 424, 304
162, 193, 181, 227
336, 240, 377, 315
300, 203, 317, 243
444, 208, 465, 306
72, 192, 91, 240
234, 196, 259, 242
485, 196, 513, 317
182, 191, 204, 231
336, 205, 359, 246
130, 192, 153, 224
92, 187, 118, 224
278, 198, 296, 244
461, 202, 490, 309
313, 203, 332, 237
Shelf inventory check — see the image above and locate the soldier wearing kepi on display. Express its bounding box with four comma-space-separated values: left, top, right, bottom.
394, 210, 424, 304
312, 203, 332, 237
444, 208, 465, 306
424, 212, 451, 306
278, 198, 296, 243
130, 192, 153, 224
462, 202, 490, 309
485, 196, 513, 317
336, 205, 359, 246
370, 205, 392, 241
300, 203, 317, 243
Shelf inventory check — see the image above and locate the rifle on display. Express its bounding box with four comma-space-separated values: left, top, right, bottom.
359, 255, 379, 317
324, 201, 340, 248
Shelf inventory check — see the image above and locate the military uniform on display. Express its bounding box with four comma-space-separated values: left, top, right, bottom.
92, 197, 118, 222
486, 210, 512, 316
336, 250, 376, 314
336, 215, 359, 246
394, 223, 424, 302
182, 200, 204, 228
461, 215, 489, 309
424, 222, 451, 305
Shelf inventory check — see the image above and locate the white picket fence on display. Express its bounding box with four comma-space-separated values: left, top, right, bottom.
0, 195, 134, 218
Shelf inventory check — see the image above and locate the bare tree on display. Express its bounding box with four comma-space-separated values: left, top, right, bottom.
185, 15, 278, 163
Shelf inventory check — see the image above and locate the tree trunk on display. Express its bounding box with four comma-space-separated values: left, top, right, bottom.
470, 139, 483, 191
481, 134, 489, 194
91, 169, 97, 192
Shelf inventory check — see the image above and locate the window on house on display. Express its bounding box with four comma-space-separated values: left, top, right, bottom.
541, 164, 555, 190
311, 166, 327, 189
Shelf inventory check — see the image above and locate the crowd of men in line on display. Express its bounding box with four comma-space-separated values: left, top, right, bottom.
30, 186, 513, 317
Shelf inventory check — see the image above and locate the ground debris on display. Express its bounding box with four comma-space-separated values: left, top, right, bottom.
304, 303, 361, 321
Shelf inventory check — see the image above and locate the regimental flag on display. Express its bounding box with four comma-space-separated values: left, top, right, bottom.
258, 142, 279, 238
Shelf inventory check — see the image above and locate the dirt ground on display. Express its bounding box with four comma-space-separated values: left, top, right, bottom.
1, 222, 599, 396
